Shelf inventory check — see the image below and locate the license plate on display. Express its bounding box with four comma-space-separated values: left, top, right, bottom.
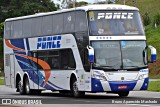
118, 85, 127, 89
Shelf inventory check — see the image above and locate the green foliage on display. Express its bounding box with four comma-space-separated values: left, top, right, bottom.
0, 0, 58, 23
143, 12, 151, 26
145, 26, 160, 78
0, 22, 4, 37
0, 79, 4, 85
62, 1, 88, 8
148, 81, 160, 92
153, 13, 160, 26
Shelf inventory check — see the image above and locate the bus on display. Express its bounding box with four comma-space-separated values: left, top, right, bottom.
4, 4, 157, 97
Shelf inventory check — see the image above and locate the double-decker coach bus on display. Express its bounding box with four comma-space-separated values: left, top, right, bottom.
4, 4, 157, 97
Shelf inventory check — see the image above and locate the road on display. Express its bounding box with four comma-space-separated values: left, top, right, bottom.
0, 85, 160, 107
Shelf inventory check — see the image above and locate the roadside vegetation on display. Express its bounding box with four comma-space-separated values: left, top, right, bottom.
148, 81, 160, 92
118, 0, 160, 79
0, 79, 4, 85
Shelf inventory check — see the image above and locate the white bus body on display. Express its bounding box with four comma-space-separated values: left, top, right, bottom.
4, 4, 156, 97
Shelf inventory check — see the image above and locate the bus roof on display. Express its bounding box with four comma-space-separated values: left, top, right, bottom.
5, 4, 139, 22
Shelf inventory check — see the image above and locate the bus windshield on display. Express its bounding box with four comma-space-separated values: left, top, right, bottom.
88, 11, 144, 36
91, 41, 147, 70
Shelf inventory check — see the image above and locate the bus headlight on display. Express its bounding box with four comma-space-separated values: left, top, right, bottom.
93, 74, 107, 81
138, 74, 148, 80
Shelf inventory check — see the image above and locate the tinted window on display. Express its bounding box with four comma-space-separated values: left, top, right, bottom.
34, 49, 76, 70
5, 22, 12, 39
88, 11, 144, 36
52, 14, 63, 34
42, 16, 52, 35
75, 11, 87, 32
13, 20, 22, 38
63, 12, 75, 33
23, 18, 32, 37
31, 17, 42, 36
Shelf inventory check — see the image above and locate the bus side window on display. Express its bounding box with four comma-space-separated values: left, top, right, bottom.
60, 49, 76, 70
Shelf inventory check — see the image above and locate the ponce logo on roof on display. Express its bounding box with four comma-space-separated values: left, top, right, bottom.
97, 12, 133, 19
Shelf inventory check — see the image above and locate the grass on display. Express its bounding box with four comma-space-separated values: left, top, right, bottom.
148, 81, 160, 92
0, 78, 4, 85
117, 0, 160, 18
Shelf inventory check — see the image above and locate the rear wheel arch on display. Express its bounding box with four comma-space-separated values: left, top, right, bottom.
16, 73, 21, 90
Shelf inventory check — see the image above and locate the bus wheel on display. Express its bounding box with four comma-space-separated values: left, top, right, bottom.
71, 78, 85, 97
24, 77, 31, 95
118, 91, 129, 97
18, 80, 25, 95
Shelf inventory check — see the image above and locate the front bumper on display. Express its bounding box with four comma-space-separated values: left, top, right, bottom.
91, 78, 149, 92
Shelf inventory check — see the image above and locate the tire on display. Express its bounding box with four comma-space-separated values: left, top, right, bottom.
118, 91, 129, 97
71, 78, 85, 97
24, 77, 31, 95
24, 77, 41, 95
18, 79, 25, 95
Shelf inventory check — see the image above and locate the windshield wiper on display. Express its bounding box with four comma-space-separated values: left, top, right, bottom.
123, 65, 148, 69
93, 65, 118, 70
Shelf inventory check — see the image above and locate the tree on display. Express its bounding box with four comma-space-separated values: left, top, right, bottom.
96, 0, 118, 4
61, 0, 88, 8
68, 1, 88, 8
61, 0, 73, 8
153, 13, 160, 26
143, 12, 151, 26
0, 0, 58, 23
0, 22, 4, 37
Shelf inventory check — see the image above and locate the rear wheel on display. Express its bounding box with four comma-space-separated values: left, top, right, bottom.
24, 77, 31, 95
24, 77, 41, 95
71, 78, 85, 97
18, 79, 25, 95
118, 91, 129, 97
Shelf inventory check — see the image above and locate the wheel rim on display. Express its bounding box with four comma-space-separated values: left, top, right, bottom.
73, 81, 78, 96
25, 79, 30, 94
18, 81, 23, 93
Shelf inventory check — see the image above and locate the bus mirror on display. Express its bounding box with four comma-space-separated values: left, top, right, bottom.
87, 45, 94, 63
148, 45, 156, 63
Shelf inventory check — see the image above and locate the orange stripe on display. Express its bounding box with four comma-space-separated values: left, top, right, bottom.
5, 40, 26, 52
15, 54, 51, 87
5, 40, 51, 87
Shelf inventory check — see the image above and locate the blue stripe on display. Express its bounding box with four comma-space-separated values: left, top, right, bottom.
140, 78, 149, 90
48, 81, 64, 90
91, 78, 104, 92
109, 81, 137, 91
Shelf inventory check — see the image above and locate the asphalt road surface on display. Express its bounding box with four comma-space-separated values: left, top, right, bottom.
0, 85, 160, 107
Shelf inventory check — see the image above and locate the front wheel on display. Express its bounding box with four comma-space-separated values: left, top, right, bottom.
71, 78, 85, 97
118, 91, 129, 97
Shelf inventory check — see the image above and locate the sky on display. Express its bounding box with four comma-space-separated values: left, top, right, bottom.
53, 0, 106, 4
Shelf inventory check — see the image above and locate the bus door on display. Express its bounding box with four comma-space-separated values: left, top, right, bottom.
4, 54, 15, 87
31, 52, 39, 89
10, 54, 15, 88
